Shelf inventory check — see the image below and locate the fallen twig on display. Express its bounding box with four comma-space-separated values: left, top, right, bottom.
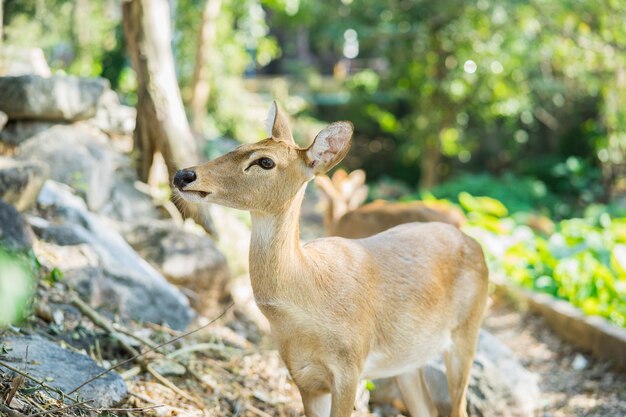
146, 363, 203, 407
88, 404, 164, 413
112, 324, 158, 350
19, 396, 45, 414
119, 366, 142, 380
246, 403, 273, 417
3, 346, 28, 407
68, 302, 234, 396
70, 294, 143, 361
4, 373, 24, 407
128, 390, 162, 406
144, 322, 182, 337
166, 342, 234, 360
128, 390, 194, 415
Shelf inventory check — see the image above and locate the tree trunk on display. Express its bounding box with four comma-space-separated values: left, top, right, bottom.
189, 0, 222, 133
122, 0, 199, 179
420, 137, 441, 189
122, 0, 215, 234
0, 0, 4, 44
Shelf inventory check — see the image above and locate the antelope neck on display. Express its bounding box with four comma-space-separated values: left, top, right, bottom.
248, 184, 308, 298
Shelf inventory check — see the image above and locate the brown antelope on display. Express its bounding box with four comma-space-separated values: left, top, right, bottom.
173, 103, 489, 417
315, 170, 466, 239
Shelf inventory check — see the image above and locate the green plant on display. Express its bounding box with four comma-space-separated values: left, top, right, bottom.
0, 248, 38, 328
459, 192, 626, 327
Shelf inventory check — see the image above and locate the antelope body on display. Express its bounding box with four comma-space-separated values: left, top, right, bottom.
174, 103, 488, 417
315, 169, 466, 239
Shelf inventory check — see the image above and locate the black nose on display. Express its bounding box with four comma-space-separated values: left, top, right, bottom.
173, 169, 197, 189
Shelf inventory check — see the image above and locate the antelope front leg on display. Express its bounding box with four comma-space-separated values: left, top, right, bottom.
300, 390, 331, 417
330, 373, 359, 417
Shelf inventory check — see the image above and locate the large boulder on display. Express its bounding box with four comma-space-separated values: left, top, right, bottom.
370, 331, 540, 417
0, 334, 126, 407
123, 220, 231, 314
16, 124, 116, 211
0, 47, 51, 77
0, 120, 59, 146
0, 200, 33, 251
0, 157, 47, 211
31, 181, 194, 330
0, 75, 108, 122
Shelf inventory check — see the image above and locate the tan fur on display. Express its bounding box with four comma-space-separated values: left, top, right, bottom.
175, 103, 489, 417
316, 170, 467, 239
333, 199, 467, 239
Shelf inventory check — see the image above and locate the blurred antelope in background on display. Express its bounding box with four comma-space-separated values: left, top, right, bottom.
315, 169, 466, 239
173, 102, 489, 417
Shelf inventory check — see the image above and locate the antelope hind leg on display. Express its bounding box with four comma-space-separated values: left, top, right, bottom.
395, 367, 438, 417
444, 323, 481, 417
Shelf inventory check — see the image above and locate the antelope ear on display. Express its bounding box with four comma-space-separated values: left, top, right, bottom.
305, 121, 353, 174
266, 101, 294, 145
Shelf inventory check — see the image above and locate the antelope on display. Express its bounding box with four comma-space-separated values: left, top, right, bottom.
315, 170, 466, 239
173, 103, 489, 417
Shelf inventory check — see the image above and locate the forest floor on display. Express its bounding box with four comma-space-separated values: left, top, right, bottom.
483, 297, 626, 417
4, 294, 626, 417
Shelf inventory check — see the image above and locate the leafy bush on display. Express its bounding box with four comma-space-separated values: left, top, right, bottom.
426, 173, 556, 215
459, 195, 626, 327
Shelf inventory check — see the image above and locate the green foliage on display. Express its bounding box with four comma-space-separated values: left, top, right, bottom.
462, 195, 626, 328
47, 267, 64, 284
458, 192, 508, 218
424, 173, 555, 215
0, 247, 38, 328
4, 0, 122, 78
272, 0, 626, 194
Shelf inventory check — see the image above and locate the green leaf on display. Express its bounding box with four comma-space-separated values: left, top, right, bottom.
459, 192, 509, 217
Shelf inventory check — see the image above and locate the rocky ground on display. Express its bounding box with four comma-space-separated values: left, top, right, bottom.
484, 297, 626, 417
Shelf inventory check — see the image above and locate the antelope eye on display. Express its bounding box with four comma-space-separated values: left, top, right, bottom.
258, 157, 275, 170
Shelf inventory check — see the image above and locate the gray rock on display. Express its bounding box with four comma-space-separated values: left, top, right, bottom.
32, 181, 194, 330
370, 331, 540, 417
0, 334, 126, 407
0, 111, 7, 132
0, 75, 108, 122
0, 157, 47, 211
464, 331, 540, 417
0, 47, 51, 77
16, 124, 116, 211
90, 89, 136, 136
124, 220, 231, 313
96, 170, 159, 223
0, 200, 33, 251
0, 120, 59, 146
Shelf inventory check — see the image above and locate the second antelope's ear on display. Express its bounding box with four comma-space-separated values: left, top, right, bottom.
266, 101, 294, 145
305, 121, 353, 174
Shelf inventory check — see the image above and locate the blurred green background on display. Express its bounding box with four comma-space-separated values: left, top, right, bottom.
3, 0, 625, 326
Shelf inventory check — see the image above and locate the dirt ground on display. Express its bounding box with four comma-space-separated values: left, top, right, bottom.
483, 297, 626, 417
